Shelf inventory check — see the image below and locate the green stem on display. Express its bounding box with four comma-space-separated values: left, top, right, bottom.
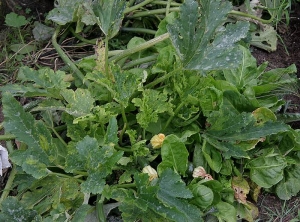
127, 7, 180, 18
166, 0, 172, 15
52, 26, 90, 87
104, 36, 110, 80
96, 195, 106, 222
49, 171, 84, 182
109, 33, 169, 63
145, 68, 177, 89
229, 10, 274, 24
51, 127, 68, 147
124, 0, 155, 14
122, 54, 158, 69
115, 144, 133, 153
0, 164, 17, 209
162, 101, 185, 132
70, 27, 97, 44
0, 134, 16, 141
119, 106, 128, 144
113, 183, 136, 189
153, 0, 181, 6
121, 27, 156, 35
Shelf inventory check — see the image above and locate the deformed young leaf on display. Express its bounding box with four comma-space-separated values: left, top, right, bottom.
167, 0, 249, 71
132, 89, 173, 129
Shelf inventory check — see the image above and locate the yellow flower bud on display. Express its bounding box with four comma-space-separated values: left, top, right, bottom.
142, 165, 158, 181
150, 133, 165, 149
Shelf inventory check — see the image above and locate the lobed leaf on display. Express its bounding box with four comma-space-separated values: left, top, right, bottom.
167, 0, 249, 71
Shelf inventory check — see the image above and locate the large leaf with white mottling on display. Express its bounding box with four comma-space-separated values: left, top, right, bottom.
167, 0, 249, 71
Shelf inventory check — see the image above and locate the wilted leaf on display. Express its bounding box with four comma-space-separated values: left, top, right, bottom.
232, 177, 250, 204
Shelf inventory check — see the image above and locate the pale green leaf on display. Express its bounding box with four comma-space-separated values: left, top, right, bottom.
223, 46, 261, 89
46, 0, 85, 25
167, 0, 249, 71
132, 89, 173, 129
61, 89, 95, 117
105, 116, 118, 145
18, 66, 70, 89
157, 135, 189, 176
0, 197, 40, 221
81, 172, 106, 194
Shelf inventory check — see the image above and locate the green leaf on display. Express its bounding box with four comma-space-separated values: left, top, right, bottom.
46, 0, 85, 25
213, 201, 237, 222
202, 141, 222, 173
61, 89, 95, 117
246, 155, 287, 188
92, 0, 126, 38
66, 136, 123, 193
18, 66, 70, 90
2, 93, 53, 178
5, 12, 28, 27
87, 66, 142, 107
167, 0, 249, 71
206, 112, 290, 141
105, 116, 118, 145
158, 169, 193, 198
0, 197, 40, 221
132, 89, 173, 129
190, 184, 214, 209
199, 87, 223, 116
223, 46, 262, 90
72, 205, 96, 222
275, 165, 300, 200
157, 135, 189, 176
20, 176, 83, 215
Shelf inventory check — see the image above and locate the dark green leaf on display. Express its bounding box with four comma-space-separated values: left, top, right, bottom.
92, 0, 126, 38
168, 0, 249, 71
105, 116, 118, 145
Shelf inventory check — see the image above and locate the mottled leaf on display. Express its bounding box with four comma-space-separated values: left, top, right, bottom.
167, 0, 249, 71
